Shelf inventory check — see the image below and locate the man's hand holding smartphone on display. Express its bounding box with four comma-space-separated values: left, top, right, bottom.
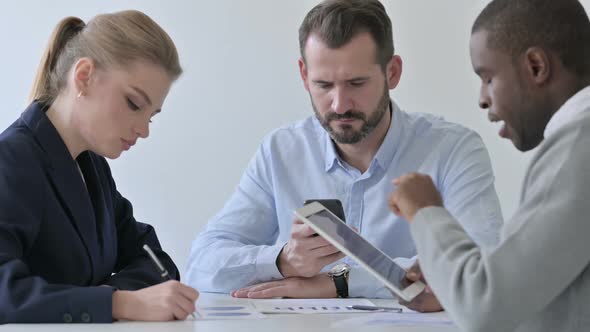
276, 199, 346, 278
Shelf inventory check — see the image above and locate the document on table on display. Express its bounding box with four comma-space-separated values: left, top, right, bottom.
250, 298, 381, 314
194, 304, 266, 320
330, 311, 454, 327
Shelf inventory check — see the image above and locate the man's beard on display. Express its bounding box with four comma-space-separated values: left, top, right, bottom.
312, 86, 390, 144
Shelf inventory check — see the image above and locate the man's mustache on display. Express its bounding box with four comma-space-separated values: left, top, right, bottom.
326, 111, 365, 121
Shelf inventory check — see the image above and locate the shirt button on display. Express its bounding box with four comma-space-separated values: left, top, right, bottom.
63, 313, 73, 323
81, 312, 91, 323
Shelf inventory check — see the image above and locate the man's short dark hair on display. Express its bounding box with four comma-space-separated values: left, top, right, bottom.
472, 0, 590, 76
299, 0, 394, 70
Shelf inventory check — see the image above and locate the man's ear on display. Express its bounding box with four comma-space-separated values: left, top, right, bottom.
298, 58, 310, 92
523, 47, 551, 85
386, 55, 403, 90
73, 57, 95, 96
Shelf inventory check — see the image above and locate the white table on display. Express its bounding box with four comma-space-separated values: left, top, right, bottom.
4, 293, 460, 332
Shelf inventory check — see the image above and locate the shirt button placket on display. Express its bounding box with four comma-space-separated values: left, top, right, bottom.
349, 182, 363, 228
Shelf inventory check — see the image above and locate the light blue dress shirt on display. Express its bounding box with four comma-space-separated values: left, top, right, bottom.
186, 102, 503, 298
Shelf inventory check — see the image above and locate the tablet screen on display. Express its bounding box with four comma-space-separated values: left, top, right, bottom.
305, 209, 407, 289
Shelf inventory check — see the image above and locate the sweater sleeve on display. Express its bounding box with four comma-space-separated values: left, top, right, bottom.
410, 126, 590, 332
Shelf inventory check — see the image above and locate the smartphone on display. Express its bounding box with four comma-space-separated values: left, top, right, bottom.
303, 199, 346, 222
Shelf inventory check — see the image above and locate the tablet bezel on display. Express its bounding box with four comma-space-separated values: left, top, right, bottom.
295, 201, 425, 302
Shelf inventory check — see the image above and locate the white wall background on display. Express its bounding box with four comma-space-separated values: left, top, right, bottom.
2, 1, 588, 276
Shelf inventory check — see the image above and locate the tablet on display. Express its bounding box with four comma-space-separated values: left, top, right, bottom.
295, 201, 425, 302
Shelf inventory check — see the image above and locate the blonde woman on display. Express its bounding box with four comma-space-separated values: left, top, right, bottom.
0, 11, 198, 323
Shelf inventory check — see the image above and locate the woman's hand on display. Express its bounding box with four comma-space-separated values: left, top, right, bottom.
112, 280, 199, 321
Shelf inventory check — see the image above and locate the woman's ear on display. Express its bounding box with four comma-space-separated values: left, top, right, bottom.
73, 57, 95, 96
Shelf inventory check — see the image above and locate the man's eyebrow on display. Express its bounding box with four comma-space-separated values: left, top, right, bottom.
312, 76, 370, 83
347, 76, 370, 82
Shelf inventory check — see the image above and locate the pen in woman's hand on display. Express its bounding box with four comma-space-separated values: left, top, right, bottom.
143, 244, 197, 319
143, 244, 171, 280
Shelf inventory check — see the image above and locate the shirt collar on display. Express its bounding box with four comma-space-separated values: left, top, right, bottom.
323, 100, 403, 172
544, 85, 590, 138
21, 101, 76, 170
323, 127, 339, 172
373, 101, 403, 171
